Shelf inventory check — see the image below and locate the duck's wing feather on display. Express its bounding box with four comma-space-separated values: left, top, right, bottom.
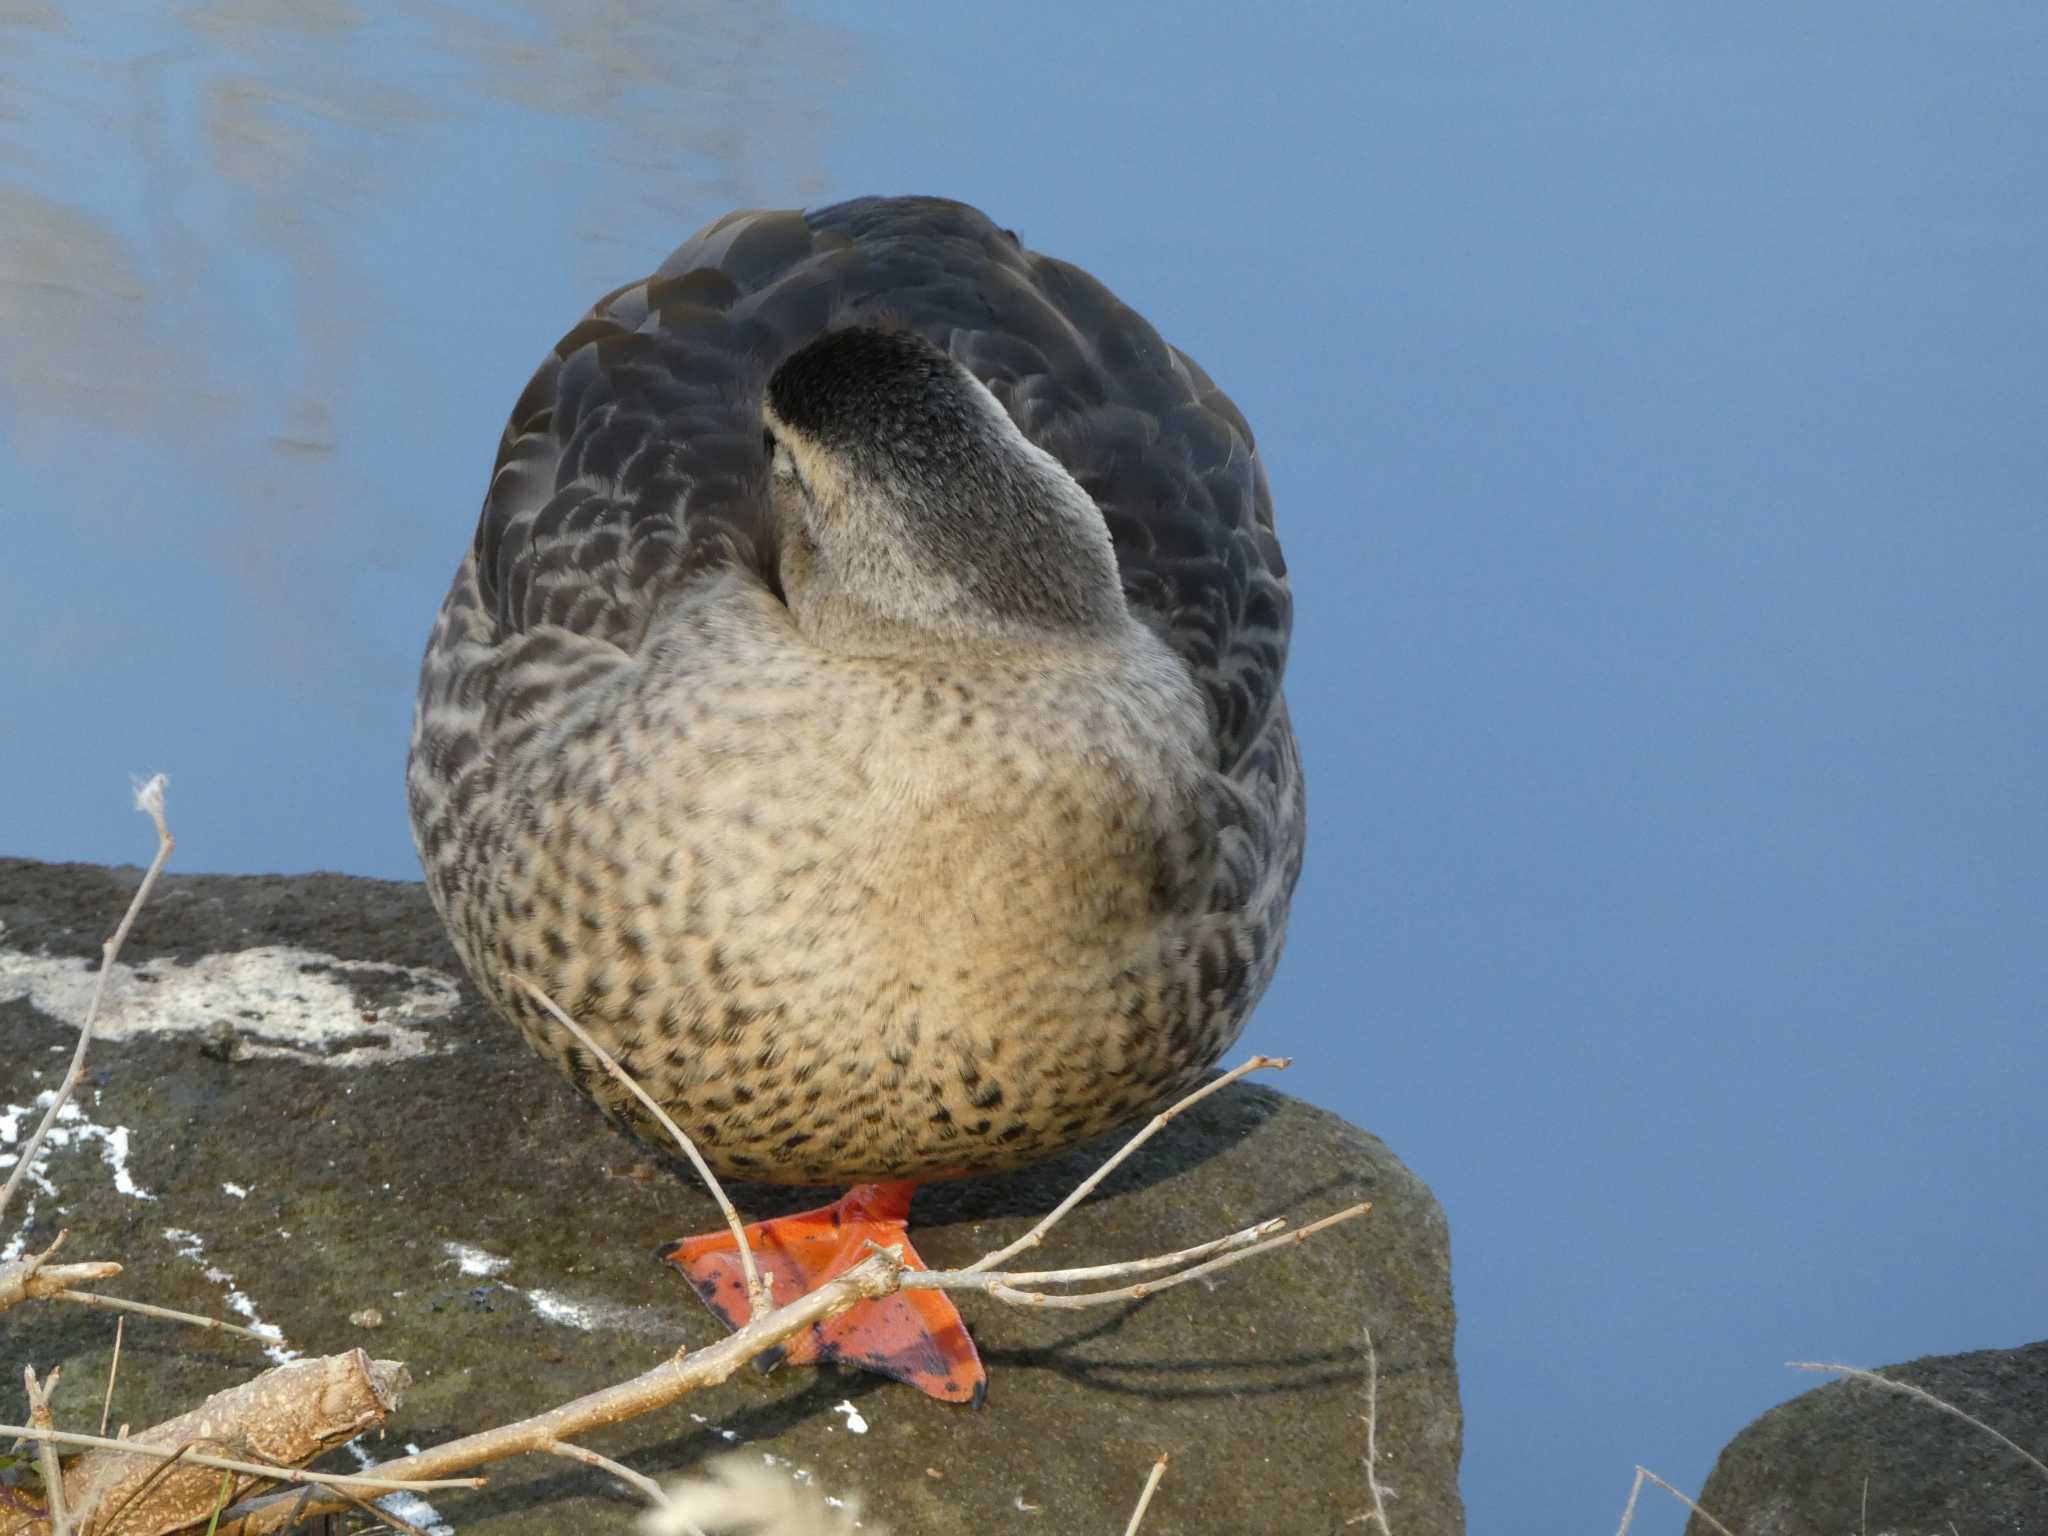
451, 195, 1291, 772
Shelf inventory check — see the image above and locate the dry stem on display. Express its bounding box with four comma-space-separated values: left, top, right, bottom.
1121, 1453, 1168, 1536
99, 1316, 124, 1437
911, 1201, 1370, 1310
543, 1439, 671, 1507
965, 1055, 1291, 1273
216, 1048, 1363, 1534
1612, 1467, 1734, 1536
0, 1426, 485, 1495
1788, 1361, 2048, 1482
1, 776, 172, 1226
1360, 1326, 1390, 1534
23, 1366, 68, 1536
510, 973, 770, 1322
46, 1289, 271, 1342
215, 1250, 909, 1535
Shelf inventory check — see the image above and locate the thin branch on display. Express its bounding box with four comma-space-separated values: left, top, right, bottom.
965, 1055, 1290, 1273
543, 1438, 671, 1507
1612, 1467, 1734, 1536
0, 1425, 486, 1492
100, 1314, 125, 1436
1361, 1326, 1390, 1534
997, 1218, 1286, 1286
913, 1201, 1371, 1309
238, 1441, 431, 1536
509, 972, 770, 1323
50, 1287, 273, 1341
24, 1366, 68, 1536
1788, 1361, 2048, 1482
215, 1250, 908, 1535
1121, 1453, 1168, 1536
217, 1055, 1361, 1534
0, 1229, 123, 1313
1, 774, 173, 1225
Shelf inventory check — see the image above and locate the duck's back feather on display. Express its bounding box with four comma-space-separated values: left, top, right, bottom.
462, 195, 1290, 772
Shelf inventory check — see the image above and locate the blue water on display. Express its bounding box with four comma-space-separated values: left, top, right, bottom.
4, 4, 2045, 1529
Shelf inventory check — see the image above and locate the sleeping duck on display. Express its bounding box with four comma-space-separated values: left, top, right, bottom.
407, 195, 1304, 1404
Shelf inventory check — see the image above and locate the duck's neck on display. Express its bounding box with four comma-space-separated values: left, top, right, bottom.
781, 450, 1132, 659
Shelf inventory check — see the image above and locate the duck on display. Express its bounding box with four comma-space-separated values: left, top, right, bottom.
407, 195, 1304, 1405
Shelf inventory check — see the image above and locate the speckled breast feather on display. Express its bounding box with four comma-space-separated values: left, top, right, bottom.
407, 196, 1304, 1184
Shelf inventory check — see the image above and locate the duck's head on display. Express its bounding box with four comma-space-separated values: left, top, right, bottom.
762, 325, 1127, 654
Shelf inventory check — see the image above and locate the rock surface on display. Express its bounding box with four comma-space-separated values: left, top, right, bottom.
1, 858, 1464, 1534
1687, 1341, 2048, 1535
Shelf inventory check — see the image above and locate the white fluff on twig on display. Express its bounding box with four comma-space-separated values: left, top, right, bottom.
645, 1456, 882, 1536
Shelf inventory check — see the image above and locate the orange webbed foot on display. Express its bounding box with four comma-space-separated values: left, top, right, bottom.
665, 1180, 986, 1406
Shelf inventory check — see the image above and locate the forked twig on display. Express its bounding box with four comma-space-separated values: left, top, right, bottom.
24, 1366, 68, 1536
966, 1055, 1292, 1273
1, 776, 173, 1225
509, 973, 771, 1323
1612, 1466, 1735, 1536
911, 1202, 1371, 1309
215, 1048, 1363, 1535
1361, 1326, 1390, 1533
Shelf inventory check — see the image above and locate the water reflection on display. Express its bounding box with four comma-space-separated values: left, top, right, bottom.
0, 0, 862, 699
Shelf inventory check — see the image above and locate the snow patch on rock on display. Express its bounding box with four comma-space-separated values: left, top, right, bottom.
0, 943, 461, 1066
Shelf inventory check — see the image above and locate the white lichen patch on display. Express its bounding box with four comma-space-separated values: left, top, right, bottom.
0, 943, 461, 1066
1, 1091, 154, 1258
443, 1241, 512, 1277
343, 1442, 456, 1534
442, 1241, 659, 1336
222, 1181, 250, 1198
832, 1399, 870, 1434
163, 1225, 297, 1366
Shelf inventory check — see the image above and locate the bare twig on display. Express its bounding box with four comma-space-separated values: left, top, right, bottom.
543, 1438, 671, 1507
966, 1055, 1291, 1273
235, 1442, 431, 1536
914, 1201, 1371, 1309
1612, 1466, 1735, 1536
218, 1199, 1366, 1532
216, 1250, 909, 1535
100, 1315, 125, 1436
24, 1366, 69, 1536
1361, 1326, 1390, 1534
997, 1217, 1286, 1286
0, 1425, 484, 1493
1789, 1361, 2048, 1482
47, 1288, 272, 1342
0, 1230, 122, 1313
1121, 1453, 1168, 1536
217, 1051, 1359, 1534
1, 775, 173, 1225
509, 972, 770, 1322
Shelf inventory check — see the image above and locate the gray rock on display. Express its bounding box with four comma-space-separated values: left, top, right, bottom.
1, 858, 1463, 1534
1687, 1342, 2048, 1536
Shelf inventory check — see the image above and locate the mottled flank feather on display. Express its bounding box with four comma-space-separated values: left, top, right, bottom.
408, 195, 1304, 1186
